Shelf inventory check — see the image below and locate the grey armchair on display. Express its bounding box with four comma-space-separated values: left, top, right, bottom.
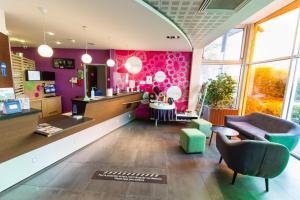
216, 131, 290, 192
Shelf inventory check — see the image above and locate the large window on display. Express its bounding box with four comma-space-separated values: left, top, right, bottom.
203, 28, 244, 61
243, 4, 300, 158
200, 64, 242, 106
253, 9, 299, 61
245, 60, 289, 116
201, 28, 245, 108
244, 8, 300, 117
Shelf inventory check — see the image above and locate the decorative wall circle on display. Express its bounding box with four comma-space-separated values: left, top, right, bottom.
125, 56, 143, 74
154, 71, 166, 82
167, 86, 182, 100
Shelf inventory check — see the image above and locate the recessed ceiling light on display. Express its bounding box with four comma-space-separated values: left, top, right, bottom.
47, 32, 55, 36
55, 41, 62, 45
67, 39, 76, 43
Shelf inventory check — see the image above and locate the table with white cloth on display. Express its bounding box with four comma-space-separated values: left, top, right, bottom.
149, 102, 176, 126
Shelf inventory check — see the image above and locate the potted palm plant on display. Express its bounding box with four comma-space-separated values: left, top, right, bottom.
203, 73, 239, 125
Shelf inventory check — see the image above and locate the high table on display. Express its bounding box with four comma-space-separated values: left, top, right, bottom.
149, 102, 176, 126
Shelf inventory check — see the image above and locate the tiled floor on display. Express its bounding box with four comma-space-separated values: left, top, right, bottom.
0, 120, 300, 200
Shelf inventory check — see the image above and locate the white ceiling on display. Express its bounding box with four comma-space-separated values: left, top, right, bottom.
0, 0, 289, 51
0, 0, 192, 51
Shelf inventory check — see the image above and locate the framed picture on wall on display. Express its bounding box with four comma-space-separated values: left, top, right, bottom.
53, 58, 75, 69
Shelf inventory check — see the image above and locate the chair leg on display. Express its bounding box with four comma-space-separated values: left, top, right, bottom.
218, 156, 222, 164
209, 132, 214, 146
232, 171, 237, 185
265, 178, 269, 192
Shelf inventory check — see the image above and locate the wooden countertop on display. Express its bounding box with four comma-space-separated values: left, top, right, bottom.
0, 114, 94, 163
0, 108, 41, 121
0, 92, 142, 163
40, 115, 93, 130
72, 92, 143, 104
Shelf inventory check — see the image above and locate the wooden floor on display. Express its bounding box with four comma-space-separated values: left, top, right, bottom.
1, 120, 300, 200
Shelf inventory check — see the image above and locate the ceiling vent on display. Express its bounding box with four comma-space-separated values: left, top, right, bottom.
198, 0, 251, 12
234, 0, 251, 12
198, 0, 212, 13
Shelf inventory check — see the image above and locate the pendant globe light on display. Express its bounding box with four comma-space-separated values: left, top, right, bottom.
37, 7, 53, 58
81, 26, 92, 64
106, 50, 115, 67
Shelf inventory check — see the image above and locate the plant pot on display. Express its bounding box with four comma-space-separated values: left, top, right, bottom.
203, 105, 239, 126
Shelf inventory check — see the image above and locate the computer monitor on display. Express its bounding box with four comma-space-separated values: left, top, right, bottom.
44, 84, 56, 94
26, 70, 41, 81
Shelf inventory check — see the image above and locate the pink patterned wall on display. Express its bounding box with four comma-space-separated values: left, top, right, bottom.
114, 50, 192, 112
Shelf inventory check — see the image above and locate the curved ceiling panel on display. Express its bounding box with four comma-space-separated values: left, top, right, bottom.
0, 0, 192, 51
143, 0, 276, 48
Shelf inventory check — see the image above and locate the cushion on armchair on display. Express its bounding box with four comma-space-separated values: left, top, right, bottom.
226, 121, 268, 141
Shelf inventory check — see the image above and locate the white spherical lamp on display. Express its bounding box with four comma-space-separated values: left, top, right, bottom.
81, 53, 92, 64
106, 59, 115, 67
37, 44, 53, 57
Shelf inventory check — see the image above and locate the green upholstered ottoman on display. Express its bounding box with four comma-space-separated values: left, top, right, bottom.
190, 119, 212, 138
180, 128, 206, 153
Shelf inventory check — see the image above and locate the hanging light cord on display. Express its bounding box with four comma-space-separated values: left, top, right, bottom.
84, 26, 88, 54
42, 12, 46, 45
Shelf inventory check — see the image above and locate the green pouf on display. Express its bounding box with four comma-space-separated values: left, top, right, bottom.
190, 119, 212, 138
180, 128, 206, 153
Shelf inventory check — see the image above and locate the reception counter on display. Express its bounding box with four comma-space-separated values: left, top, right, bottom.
72, 92, 143, 122
0, 92, 143, 192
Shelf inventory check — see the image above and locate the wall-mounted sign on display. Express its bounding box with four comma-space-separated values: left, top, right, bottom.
3, 100, 22, 114
53, 58, 75, 69
146, 76, 152, 84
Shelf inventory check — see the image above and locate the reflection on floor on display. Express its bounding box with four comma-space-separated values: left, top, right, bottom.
293, 144, 300, 159
0, 120, 300, 200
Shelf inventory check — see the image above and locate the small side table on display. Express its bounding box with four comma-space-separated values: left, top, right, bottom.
209, 126, 239, 146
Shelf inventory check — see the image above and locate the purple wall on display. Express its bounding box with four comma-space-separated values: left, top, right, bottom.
12, 47, 110, 113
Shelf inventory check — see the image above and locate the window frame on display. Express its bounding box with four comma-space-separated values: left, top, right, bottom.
202, 26, 247, 64
201, 26, 248, 110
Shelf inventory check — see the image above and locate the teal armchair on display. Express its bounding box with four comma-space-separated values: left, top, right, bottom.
216, 131, 290, 192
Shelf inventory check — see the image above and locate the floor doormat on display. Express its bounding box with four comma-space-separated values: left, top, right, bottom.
92, 170, 167, 184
